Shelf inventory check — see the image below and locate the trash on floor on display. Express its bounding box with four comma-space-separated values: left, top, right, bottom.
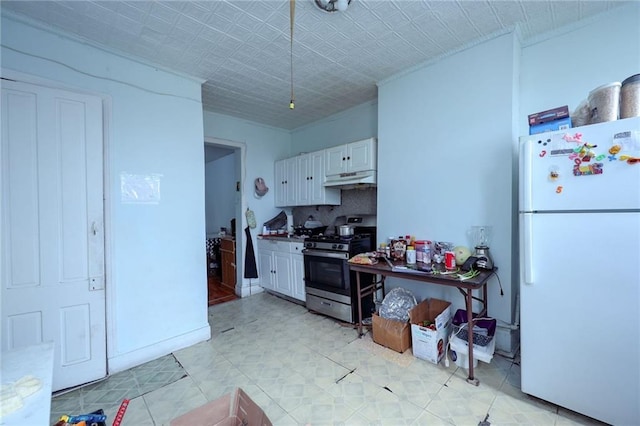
170, 387, 272, 426
53, 409, 106, 426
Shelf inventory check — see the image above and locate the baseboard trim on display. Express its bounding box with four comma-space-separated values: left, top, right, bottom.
107, 324, 211, 374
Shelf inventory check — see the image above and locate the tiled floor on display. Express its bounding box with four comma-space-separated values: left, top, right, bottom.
50, 292, 606, 425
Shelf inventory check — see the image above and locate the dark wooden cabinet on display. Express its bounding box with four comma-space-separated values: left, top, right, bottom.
220, 237, 236, 290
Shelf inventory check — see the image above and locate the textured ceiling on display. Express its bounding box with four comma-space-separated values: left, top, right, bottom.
1, 1, 628, 129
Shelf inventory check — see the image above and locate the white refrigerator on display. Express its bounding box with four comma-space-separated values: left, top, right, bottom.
519, 117, 640, 425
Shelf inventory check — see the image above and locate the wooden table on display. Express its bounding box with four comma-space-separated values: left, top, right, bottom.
349, 260, 497, 385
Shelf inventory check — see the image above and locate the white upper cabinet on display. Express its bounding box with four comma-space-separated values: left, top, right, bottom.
275, 150, 340, 207
275, 157, 297, 207
298, 150, 340, 206
325, 138, 377, 176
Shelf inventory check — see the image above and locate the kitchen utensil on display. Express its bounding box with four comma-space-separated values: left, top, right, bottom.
470, 226, 493, 269
338, 225, 354, 236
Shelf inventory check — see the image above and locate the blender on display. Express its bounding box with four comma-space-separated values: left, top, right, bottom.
470, 226, 494, 270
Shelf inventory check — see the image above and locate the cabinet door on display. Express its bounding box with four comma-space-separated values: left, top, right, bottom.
297, 153, 311, 205
325, 145, 347, 176
275, 158, 298, 207
348, 138, 377, 173
274, 250, 293, 296
285, 157, 297, 207
291, 254, 305, 302
258, 240, 275, 290
274, 159, 287, 207
310, 150, 339, 205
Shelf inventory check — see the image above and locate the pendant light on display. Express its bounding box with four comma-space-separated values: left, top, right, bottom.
289, 0, 295, 110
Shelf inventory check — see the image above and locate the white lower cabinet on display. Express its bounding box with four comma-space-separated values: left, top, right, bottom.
257, 239, 305, 302
291, 243, 305, 302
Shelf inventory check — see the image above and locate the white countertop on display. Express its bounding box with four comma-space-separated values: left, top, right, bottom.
1, 342, 55, 426
257, 235, 307, 242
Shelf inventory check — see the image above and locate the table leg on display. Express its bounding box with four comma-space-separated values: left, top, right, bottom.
356, 271, 364, 338
466, 287, 479, 386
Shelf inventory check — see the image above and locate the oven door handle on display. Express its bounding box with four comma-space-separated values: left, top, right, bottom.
302, 249, 349, 260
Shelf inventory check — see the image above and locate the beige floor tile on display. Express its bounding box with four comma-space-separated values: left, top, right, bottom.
288, 393, 358, 425
352, 386, 424, 425
172, 340, 227, 376
254, 370, 333, 413
103, 397, 154, 426
56, 293, 597, 426
490, 388, 562, 424
555, 407, 609, 425
325, 371, 385, 412
411, 408, 455, 425
143, 376, 208, 425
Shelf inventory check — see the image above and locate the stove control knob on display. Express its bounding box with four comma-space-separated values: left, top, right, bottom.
336, 244, 343, 250
332, 244, 338, 250
305, 242, 314, 248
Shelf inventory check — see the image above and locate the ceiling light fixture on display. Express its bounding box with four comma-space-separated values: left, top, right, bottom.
314, 0, 351, 13
289, 0, 295, 110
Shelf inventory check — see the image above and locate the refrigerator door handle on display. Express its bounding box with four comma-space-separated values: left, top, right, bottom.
520, 138, 533, 212
523, 213, 534, 285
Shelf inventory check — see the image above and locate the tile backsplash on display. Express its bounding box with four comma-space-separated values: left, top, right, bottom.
292, 187, 377, 229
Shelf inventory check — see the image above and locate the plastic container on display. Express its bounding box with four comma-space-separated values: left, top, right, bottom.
406, 246, 416, 264
620, 74, 640, 119
588, 82, 621, 124
414, 241, 425, 262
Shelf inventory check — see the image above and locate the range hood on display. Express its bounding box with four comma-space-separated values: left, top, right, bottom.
324, 170, 376, 189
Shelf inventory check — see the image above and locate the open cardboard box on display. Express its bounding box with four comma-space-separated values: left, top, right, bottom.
409, 298, 452, 364
170, 387, 272, 426
372, 313, 412, 353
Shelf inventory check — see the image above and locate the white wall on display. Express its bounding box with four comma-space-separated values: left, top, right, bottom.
519, 3, 640, 135
363, 4, 637, 354
291, 101, 378, 153
205, 154, 236, 236
1, 15, 210, 372
377, 33, 519, 328
202, 111, 291, 296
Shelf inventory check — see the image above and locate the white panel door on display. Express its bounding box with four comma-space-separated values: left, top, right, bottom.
1, 80, 106, 392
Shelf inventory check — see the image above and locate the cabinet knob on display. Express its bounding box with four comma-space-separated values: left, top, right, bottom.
309, 176, 313, 180
342, 157, 346, 161
347, 156, 351, 160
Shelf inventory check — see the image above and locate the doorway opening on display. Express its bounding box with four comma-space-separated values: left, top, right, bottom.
204, 138, 244, 306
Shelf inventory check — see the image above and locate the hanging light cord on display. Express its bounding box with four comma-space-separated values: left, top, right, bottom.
289, 0, 295, 109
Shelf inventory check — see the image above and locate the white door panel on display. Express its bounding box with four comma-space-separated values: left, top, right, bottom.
1, 80, 106, 391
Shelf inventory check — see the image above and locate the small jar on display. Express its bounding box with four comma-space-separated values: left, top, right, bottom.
406, 246, 416, 264
621, 74, 640, 119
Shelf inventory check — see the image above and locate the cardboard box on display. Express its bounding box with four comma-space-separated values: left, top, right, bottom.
529, 116, 572, 134
372, 313, 411, 353
409, 298, 452, 364
170, 387, 272, 426
528, 105, 570, 125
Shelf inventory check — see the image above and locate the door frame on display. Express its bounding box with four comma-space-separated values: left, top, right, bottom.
204, 137, 246, 296
2, 68, 113, 374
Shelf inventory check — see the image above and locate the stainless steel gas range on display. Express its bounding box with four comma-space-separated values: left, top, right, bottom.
303, 231, 375, 323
